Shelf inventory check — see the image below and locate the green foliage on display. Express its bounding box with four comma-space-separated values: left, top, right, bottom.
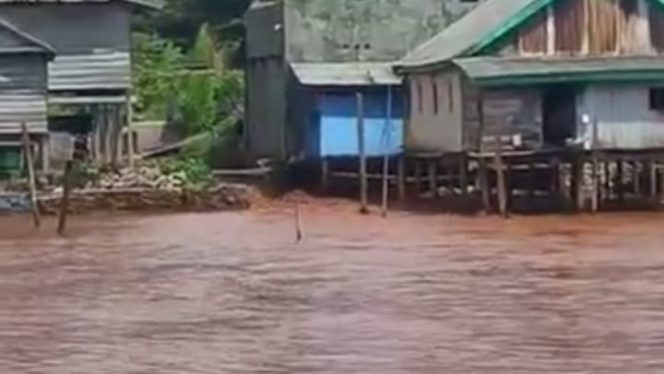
153, 156, 214, 188
133, 32, 183, 120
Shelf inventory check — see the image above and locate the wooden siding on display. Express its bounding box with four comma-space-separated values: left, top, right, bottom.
519, 9, 548, 54
0, 55, 48, 134
407, 71, 463, 152
462, 87, 543, 151
577, 85, 664, 148
508, 0, 660, 56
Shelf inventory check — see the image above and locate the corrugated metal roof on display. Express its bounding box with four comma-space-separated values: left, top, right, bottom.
0, 17, 54, 56
397, 0, 548, 71
454, 56, 664, 86
0, 0, 162, 9
48, 51, 130, 92
290, 62, 402, 86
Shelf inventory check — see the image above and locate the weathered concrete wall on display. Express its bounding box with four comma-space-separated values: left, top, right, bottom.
284, 0, 480, 62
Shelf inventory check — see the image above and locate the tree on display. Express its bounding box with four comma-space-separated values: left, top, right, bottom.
138, 0, 251, 66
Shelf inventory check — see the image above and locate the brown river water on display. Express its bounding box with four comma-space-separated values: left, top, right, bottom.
1, 200, 664, 373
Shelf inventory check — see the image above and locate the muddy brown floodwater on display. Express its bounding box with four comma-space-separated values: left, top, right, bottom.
1, 201, 664, 373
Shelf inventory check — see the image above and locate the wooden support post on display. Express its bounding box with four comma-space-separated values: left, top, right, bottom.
660, 163, 664, 204
126, 95, 135, 168
633, 161, 642, 197
321, 158, 329, 191
527, 160, 536, 203
574, 156, 585, 211
104, 104, 113, 165
414, 160, 422, 197
494, 149, 508, 218
40, 135, 50, 176
650, 161, 658, 200
428, 160, 437, 198
604, 161, 612, 202
479, 158, 491, 213
617, 160, 625, 203
57, 160, 75, 236
397, 155, 406, 200
21, 123, 40, 228
381, 156, 389, 217
590, 121, 599, 213
357, 91, 369, 214
459, 155, 469, 195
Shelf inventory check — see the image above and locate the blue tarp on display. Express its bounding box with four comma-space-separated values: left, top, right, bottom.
308, 88, 404, 157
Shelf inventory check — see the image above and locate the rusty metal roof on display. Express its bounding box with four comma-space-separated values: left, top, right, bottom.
290, 62, 402, 86
48, 51, 130, 92
454, 56, 664, 86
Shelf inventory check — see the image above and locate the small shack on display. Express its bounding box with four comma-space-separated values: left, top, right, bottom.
290, 62, 403, 159
0, 18, 54, 178
395, 0, 664, 211
0, 0, 161, 166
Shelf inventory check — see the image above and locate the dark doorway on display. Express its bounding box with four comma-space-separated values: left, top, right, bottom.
542, 85, 578, 146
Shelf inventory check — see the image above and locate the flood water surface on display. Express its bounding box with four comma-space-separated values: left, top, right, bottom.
1, 204, 664, 373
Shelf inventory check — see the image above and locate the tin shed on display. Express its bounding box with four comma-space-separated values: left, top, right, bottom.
0, 17, 54, 176
0, 0, 161, 165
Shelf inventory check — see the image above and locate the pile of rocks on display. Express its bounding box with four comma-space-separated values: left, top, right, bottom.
89, 165, 189, 191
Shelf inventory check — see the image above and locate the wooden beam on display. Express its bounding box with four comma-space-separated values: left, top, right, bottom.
57, 161, 75, 236
494, 149, 509, 218
357, 91, 369, 214
397, 155, 406, 200
21, 123, 40, 228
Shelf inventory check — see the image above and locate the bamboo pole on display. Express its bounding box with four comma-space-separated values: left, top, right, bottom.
357, 91, 369, 214
57, 160, 75, 236
21, 123, 40, 228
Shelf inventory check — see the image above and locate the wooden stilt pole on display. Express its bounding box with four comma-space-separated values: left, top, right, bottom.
397, 155, 406, 200
381, 86, 392, 218
617, 159, 625, 203
321, 157, 329, 191
295, 201, 303, 242
650, 161, 658, 200
357, 91, 369, 214
126, 95, 135, 168
57, 160, 74, 236
633, 161, 642, 197
479, 157, 491, 214
459, 155, 469, 195
414, 160, 422, 197
494, 149, 508, 218
428, 160, 437, 198
527, 159, 536, 204
574, 156, 585, 211
21, 123, 40, 228
590, 120, 599, 213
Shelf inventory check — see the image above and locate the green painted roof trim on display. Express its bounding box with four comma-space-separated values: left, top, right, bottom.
468, 0, 555, 56
474, 71, 664, 87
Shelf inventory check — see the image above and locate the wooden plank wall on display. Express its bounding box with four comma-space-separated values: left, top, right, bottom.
512, 0, 659, 56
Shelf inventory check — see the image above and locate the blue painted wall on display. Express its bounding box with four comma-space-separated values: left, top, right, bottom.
307, 88, 404, 157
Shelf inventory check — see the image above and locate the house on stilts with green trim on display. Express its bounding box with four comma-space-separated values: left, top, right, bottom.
393, 0, 664, 211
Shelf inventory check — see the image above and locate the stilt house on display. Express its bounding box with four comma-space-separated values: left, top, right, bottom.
244, 0, 481, 161
396, 0, 664, 154
0, 0, 161, 166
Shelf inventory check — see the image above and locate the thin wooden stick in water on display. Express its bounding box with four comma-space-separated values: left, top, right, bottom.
57, 160, 74, 236
295, 201, 303, 242
21, 123, 40, 228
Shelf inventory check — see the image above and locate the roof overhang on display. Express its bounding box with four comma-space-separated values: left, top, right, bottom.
291, 62, 402, 87
454, 56, 664, 87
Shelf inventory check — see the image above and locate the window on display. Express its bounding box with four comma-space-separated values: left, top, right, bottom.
649, 88, 664, 111
432, 80, 439, 114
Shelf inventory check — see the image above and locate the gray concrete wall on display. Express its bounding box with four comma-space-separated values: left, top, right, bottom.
284, 0, 480, 63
